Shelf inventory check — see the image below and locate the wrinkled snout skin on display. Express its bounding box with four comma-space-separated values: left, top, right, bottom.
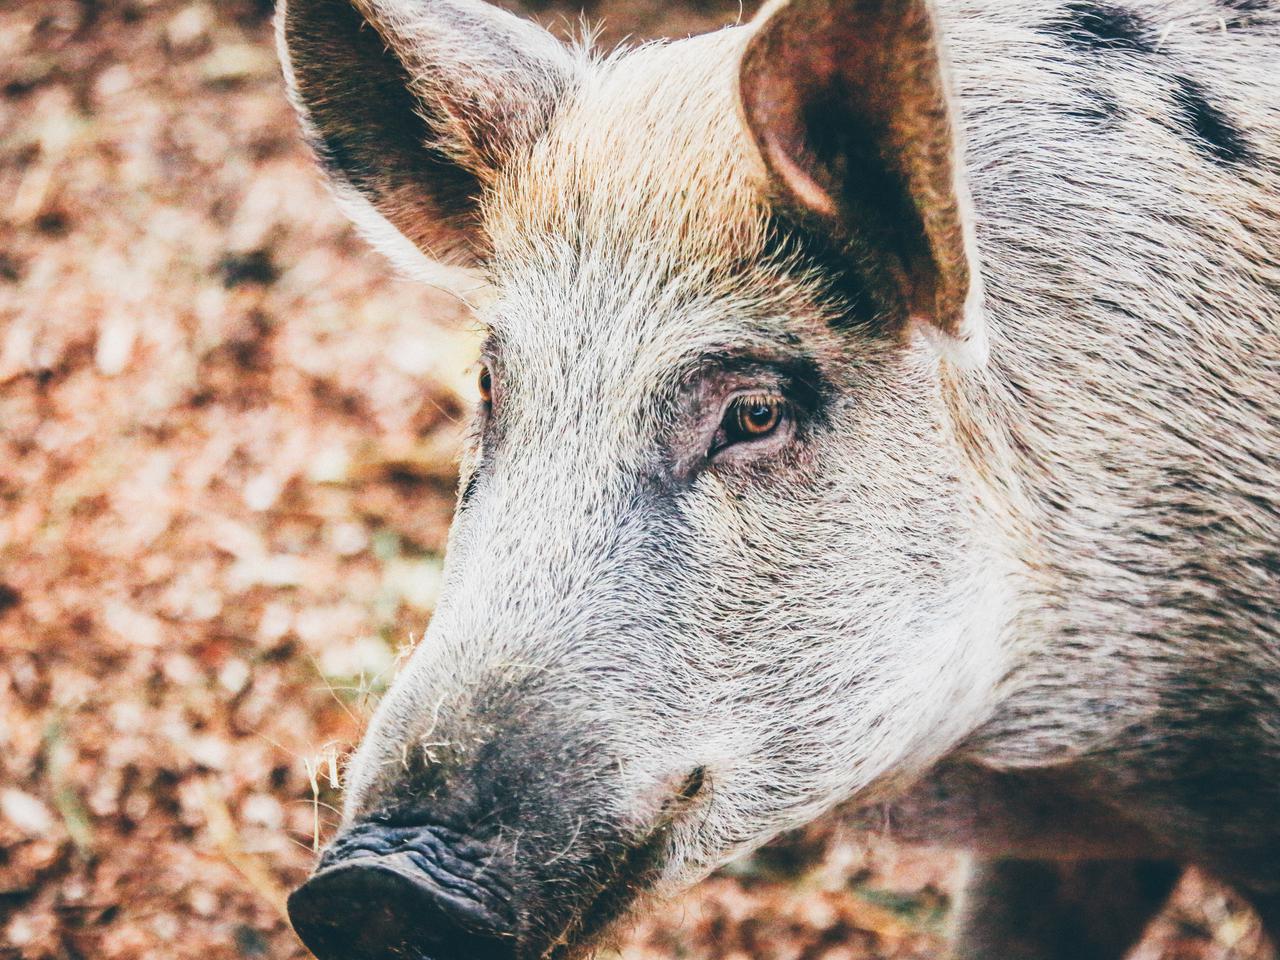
279, 0, 1280, 957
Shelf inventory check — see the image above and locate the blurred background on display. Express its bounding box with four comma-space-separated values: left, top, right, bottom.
0, 1, 1269, 958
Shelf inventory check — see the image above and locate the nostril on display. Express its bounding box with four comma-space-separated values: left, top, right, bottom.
288, 858, 516, 960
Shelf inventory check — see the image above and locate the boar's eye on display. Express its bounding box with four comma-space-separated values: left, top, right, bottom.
478, 363, 493, 409
714, 393, 789, 453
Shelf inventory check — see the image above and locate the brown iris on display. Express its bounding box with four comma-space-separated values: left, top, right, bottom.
724, 394, 785, 443
478, 364, 493, 405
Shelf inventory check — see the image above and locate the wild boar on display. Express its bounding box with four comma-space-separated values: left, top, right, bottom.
275, 0, 1280, 957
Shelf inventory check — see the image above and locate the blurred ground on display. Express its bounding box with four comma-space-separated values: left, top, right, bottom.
0, 1, 1271, 959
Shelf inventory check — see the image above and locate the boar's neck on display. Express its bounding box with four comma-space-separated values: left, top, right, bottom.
938, 6, 1280, 784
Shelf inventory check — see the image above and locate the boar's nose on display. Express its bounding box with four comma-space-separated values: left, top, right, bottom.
288, 823, 516, 960
287, 861, 515, 960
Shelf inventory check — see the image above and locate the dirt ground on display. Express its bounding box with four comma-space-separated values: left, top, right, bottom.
0, 1, 1271, 958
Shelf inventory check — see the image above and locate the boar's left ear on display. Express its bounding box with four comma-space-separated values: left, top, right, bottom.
739, 0, 987, 367
277, 0, 577, 272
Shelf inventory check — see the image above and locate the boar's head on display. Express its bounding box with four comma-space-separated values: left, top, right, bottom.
278, 0, 1010, 956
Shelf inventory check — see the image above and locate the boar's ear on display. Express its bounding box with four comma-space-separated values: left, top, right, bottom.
738, 0, 987, 366
277, 0, 576, 270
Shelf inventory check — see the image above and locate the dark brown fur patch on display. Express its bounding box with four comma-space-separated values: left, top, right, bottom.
761, 214, 882, 333
1050, 2, 1157, 53
1218, 0, 1274, 28
1170, 75, 1254, 166
1065, 86, 1125, 128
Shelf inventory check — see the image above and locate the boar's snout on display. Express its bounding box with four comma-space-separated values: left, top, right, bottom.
288, 760, 711, 960
287, 822, 516, 960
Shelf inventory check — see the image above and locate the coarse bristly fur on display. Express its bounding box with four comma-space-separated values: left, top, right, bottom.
276, 0, 1280, 957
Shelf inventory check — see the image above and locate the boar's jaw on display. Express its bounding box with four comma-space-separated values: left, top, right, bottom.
538, 826, 671, 960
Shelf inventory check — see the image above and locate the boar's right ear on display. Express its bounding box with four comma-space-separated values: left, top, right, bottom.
738, 0, 987, 367
277, 0, 576, 270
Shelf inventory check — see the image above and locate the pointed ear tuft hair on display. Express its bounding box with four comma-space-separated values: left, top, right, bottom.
277, 0, 577, 270
739, 0, 987, 366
